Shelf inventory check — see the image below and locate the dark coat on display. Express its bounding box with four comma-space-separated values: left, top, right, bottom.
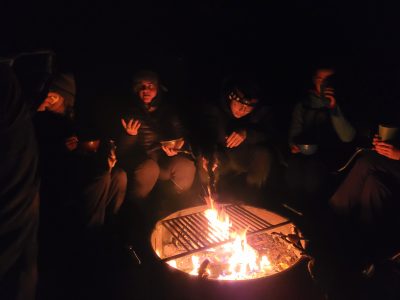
0, 64, 39, 293
197, 93, 277, 158
117, 92, 187, 166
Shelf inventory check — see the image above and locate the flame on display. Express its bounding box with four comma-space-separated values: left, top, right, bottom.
189, 255, 200, 275
164, 189, 275, 280
202, 193, 272, 280
167, 260, 177, 269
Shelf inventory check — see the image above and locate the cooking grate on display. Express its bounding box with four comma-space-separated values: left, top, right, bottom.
161, 204, 291, 262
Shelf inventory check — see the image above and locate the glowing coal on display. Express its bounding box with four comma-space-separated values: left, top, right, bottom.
151, 203, 305, 281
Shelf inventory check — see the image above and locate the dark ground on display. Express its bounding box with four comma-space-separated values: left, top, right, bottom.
36, 170, 400, 300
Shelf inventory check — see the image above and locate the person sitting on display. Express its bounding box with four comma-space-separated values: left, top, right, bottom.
306, 127, 400, 300
66, 132, 127, 232
117, 70, 196, 203
34, 73, 127, 238
196, 74, 278, 204
330, 131, 400, 227
286, 67, 356, 207
33, 73, 79, 241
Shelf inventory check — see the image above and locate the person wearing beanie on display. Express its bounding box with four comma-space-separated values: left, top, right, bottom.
34, 73, 126, 259
117, 69, 196, 202
33, 73, 79, 219
196, 74, 278, 203
37, 73, 76, 119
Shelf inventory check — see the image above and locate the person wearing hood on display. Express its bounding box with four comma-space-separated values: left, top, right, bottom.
118, 70, 196, 201
286, 67, 356, 208
197, 75, 277, 202
289, 68, 355, 153
0, 64, 39, 300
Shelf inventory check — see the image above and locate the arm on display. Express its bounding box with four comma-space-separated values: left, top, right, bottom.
117, 117, 141, 158
244, 106, 276, 145
330, 105, 356, 142
288, 102, 304, 145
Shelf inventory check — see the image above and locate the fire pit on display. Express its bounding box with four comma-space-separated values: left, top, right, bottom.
151, 203, 306, 281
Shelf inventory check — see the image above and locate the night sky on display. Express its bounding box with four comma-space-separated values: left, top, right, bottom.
2, 0, 400, 134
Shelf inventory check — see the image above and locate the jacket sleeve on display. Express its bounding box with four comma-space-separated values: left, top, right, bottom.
330, 105, 356, 142
288, 102, 304, 145
244, 106, 276, 145
116, 114, 139, 159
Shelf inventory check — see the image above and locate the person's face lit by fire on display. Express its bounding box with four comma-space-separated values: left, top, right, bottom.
313, 69, 334, 95
229, 89, 256, 118
134, 80, 158, 104
37, 91, 66, 114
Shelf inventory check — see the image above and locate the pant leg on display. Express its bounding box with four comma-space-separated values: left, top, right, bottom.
245, 145, 273, 188
159, 155, 196, 192
359, 172, 392, 224
127, 159, 160, 199
330, 151, 400, 217
80, 172, 112, 228
285, 154, 329, 203
106, 168, 127, 215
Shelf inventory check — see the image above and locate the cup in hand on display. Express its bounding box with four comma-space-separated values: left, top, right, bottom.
298, 144, 318, 155
378, 124, 398, 142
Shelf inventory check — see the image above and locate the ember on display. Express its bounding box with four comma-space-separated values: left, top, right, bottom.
151, 203, 305, 281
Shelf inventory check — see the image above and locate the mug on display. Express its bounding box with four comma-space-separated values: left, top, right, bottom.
378, 124, 398, 142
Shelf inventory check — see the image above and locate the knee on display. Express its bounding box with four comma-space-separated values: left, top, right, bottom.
253, 146, 273, 164
137, 159, 160, 181
247, 146, 273, 186
171, 157, 196, 191
355, 151, 381, 171
112, 168, 128, 188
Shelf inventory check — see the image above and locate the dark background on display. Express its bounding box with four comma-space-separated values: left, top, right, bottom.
2, 0, 400, 137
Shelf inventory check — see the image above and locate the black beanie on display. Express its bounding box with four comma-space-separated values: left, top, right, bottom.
49, 73, 76, 109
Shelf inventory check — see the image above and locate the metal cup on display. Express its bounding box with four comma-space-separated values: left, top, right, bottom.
378, 124, 398, 142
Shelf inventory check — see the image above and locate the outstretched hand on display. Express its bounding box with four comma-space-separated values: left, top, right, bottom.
121, 118, 141, 136
373, 134, 400, 160
290, 144, 301, 154
65, 136, 78, 151
225, 130, 247, 148
161, 139, 185, 157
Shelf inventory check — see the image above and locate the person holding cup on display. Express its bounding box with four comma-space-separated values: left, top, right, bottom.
330, 123, 400, 225
286, 67, 356, 207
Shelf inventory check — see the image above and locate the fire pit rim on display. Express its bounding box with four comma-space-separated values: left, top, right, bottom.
150, 203, 307, 282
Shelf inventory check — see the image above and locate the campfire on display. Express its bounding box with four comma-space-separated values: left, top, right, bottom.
151, 194, 305, 281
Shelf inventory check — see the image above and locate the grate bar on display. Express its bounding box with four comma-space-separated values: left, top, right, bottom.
226, 209, 260, 232
225, 205, 272, 228
174, 218, 203, 249
160, 204, 289, 262
227, 207, 266, 230
161, 219, 292, 262
182, 215, 215, 246
162, 221, 191, 252
191, 214, 228, 243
